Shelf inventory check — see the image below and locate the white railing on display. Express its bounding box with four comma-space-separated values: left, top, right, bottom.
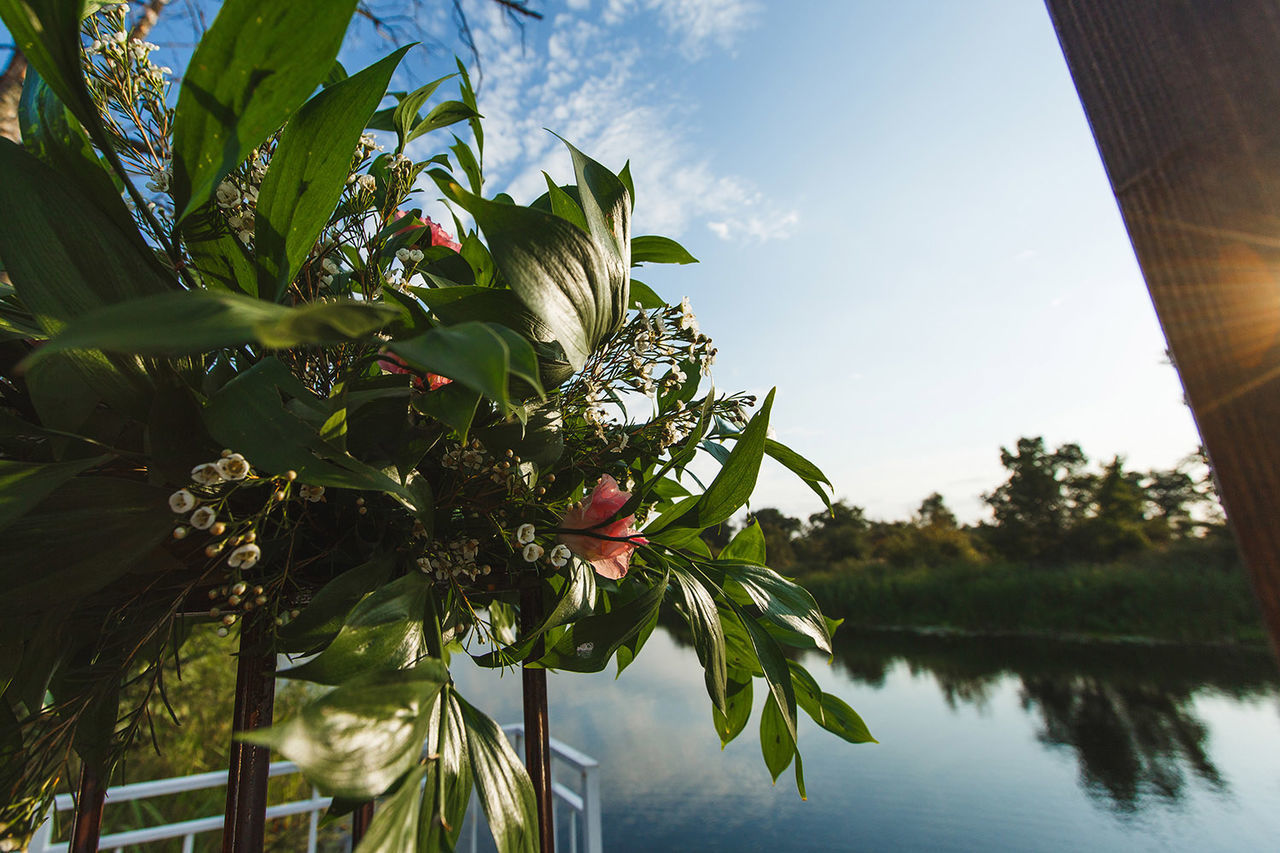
28, 728, 600, 853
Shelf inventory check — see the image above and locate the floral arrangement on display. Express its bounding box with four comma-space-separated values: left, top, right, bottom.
0, 1, 872, 849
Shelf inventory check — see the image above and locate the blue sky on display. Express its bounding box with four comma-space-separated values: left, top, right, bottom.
5, 0, 1204, 523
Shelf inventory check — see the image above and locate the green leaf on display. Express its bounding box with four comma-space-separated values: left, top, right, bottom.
185, 222, 260, 296
0, 456, 109, 534
244, 662, 448, 800
712, 675, 752, 748
788, 661, 876, 744
418, 689, 473, 850
18, 68, 134, 233
391, 74, 453, 152
278, 554, 396, 653
428, 170, 626, 371
0, 0, 98, 133
170, 0, 361, 222
1, 477, 177, 609
0, 141, 172, 325
452, 135, 483, 195
628, 279, 665, 310
26, 291, 396, 362
352, 765, 427, 853
389, 321, 543, 411
458, 694, 538, 853
734, 602, 798, 744
557, 136, 631, 268
412, 383, 481, 439
760, 692, 796, 783
282, 574, 430, 685
406, 100, 481, 145
720, 519, 766, 564
257, 46, 413, 300
670, 566, 728, 713
542, 174, 588, 232
537, 570, 668, 672
631, 235, 698, 265
472, 558, 596, 668
688, 388, 775, 528
766, 439, 834, 511
719, 562, 832, 654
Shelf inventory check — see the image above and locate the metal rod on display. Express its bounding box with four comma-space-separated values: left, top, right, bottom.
221, 614, 276, 853
69, 763, 106, 853
520, 584, 554, 853
351, 801, 375, 847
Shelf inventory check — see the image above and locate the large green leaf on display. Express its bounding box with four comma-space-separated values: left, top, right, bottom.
1, 477, 177, 608
458, 694, 538, 853
185, 220, 260, 296
18, 68, 133, 233
0, 0, 97, 133
428, 170, 625, 371
352, 765, 427, 853
390, 74, 453, 152
766, 439, 834, 511
472, 558, 596, 668
170, 0, 360, 222
670, 565, 728, 713
282, 574, 430, 685
734, 602, 798, 744
388, 321, 543, 411
418, 688, 473, 850
26, 291, 396, 362
712, 674, 753, 748
537, 570, 668, 672
760, 692, 796, 783
257, 46, 413, 300
631, 235, 698, 266
688, 388, 775, 528
0, 456, 109, 534
278, 554, 396, 653
406, 100, 480, 145
719, 519, 766, 564
719, 562, 832, 654
245, 662, 448, 800
788, 661, 876, 744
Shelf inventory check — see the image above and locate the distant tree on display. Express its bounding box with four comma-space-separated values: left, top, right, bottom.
1067, 456, 1151, 560
800, 501, 871, 564
699, 521, 734, 556
915, 492, 958, 528
983, 437, 1089, 561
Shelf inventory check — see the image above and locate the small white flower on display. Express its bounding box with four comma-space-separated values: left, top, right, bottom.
191, 463, 224, 486
549, 544, 571, 568
227, 543, 261, 569
357, 174, 377, 192
215, 181, 238, 207
215, 453, 250, 481
320, 257, 340, 275
408, 248, 424, 263
189, 506, 217, 530
395, 247, 411, 263
237, 229, 253, 245
169, 489, 196, 513
416, 556, 433, 573
299, 484, 326, 502
522, 543, 544, 562
516, 523, 536, 545
462, 539, 479, 560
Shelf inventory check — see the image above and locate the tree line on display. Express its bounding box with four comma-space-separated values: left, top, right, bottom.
710, 437, 1228, 572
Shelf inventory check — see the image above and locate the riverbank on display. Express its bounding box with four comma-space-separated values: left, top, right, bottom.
801, 539, 1268, 645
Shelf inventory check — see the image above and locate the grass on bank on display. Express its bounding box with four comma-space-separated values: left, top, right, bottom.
801, 539, 1267, 644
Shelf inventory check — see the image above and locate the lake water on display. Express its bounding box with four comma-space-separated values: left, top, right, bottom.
449, 627, 1280, 852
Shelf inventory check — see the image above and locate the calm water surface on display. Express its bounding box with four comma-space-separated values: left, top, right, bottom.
450, 629, 1280, 852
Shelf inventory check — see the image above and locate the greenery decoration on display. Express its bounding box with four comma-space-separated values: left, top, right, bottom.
0, 2, 873, 849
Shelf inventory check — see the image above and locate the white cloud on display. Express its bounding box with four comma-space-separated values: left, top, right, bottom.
567, 0, 592, 9
447, 0, 790, 243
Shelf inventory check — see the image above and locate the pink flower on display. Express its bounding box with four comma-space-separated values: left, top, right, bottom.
378, 352, 452, 391
392, 211, 462, 253
557, 475, 648, 580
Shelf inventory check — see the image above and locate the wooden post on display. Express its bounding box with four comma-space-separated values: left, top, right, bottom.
68, 764, 105, 853
221, 614, 276, 853
351, 801, 375, 847
1046, 0, 1280, 656
520, 584, 555, 853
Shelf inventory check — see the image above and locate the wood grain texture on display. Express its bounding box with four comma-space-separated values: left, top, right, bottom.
1046, 0, 1280, 654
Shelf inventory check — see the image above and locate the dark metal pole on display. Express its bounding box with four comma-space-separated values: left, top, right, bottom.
520, 584, 554, 853
351, 801, 375, 846
68, 763, 105, 853
222, 614, 276, 853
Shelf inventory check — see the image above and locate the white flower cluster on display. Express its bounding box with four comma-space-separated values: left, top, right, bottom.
215, 177, 260, 245
514, 524, 572, 568
168, 450, 261, 569
416, 536, 492, 583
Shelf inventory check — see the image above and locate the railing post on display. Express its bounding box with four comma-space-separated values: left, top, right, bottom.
69, 763, 107, 853
221, 613, 276, 853
351, 801, 375, 847
581, 764, 602, 853
520, 585, 555, 853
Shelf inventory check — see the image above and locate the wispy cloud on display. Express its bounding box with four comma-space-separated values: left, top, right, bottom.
420, 0, 793, 242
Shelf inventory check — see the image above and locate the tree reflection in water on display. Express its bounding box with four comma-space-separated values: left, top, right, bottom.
830, 630, 1277, 812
